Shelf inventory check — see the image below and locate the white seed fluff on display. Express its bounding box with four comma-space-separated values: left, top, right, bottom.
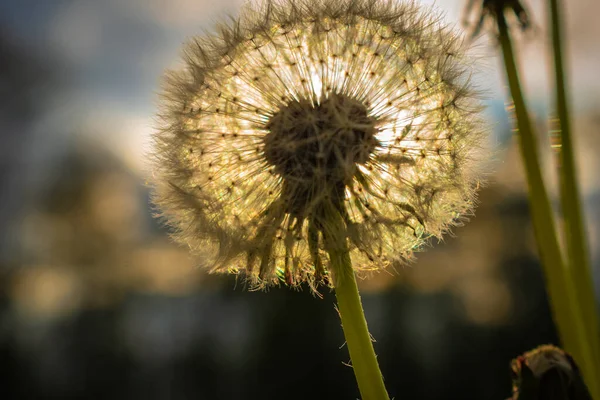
151, 0, 487, 289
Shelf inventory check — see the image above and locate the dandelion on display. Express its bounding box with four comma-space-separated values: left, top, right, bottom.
151, 0, 486, 290
151, 0, 486, 397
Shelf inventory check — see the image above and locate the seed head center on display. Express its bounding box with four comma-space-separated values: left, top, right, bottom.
264, 93, 378, 186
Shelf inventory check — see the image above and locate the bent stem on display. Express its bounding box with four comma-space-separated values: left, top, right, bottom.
548, 0, 600, 370
496, 13, 600, 398
324, 212, 389, 400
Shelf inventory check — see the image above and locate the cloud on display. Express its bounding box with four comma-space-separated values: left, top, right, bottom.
49, 1, 103, 65
120, 0, 242, 29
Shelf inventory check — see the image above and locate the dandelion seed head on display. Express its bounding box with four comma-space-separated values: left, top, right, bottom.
151, 0, 488, 289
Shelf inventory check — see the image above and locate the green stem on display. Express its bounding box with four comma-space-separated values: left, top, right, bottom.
549, 0, 600, 372
324, 212, 389, 400
496, 13, 599, 395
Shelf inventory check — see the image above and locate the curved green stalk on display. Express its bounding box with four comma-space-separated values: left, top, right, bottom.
324, 211, 389, 400
496, 13, 600, 398
548, 0, 600, 370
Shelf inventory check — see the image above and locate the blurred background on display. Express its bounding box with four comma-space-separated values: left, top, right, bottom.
1, 0, 599, 398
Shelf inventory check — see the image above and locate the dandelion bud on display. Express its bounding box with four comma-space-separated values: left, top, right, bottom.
508, 345, 592, 400
150, 0, 487, 289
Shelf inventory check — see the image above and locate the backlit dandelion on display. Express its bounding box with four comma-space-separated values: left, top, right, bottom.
151, 0, 487, 289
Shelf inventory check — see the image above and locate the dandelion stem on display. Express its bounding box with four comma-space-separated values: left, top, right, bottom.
548, 0, 600, 379
332, 259, 390, 400
325, 213, 389, 400
496, 12, 599, 396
